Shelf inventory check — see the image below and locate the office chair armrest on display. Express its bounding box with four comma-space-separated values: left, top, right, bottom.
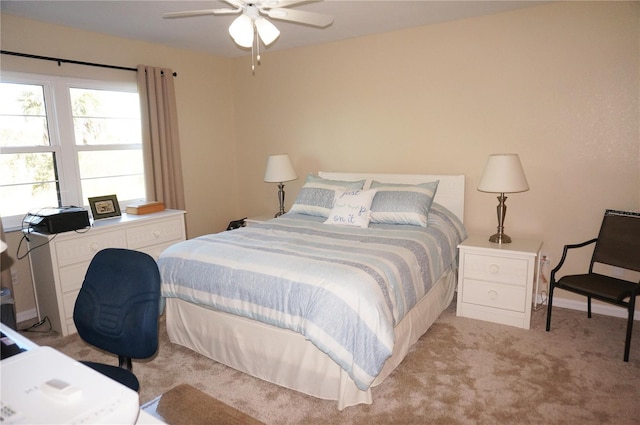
550, 238, 598, 282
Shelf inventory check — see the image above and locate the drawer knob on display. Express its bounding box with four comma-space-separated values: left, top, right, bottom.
489, 264, 500, 274
488, 290, 498, 300
90, 242, 100, 251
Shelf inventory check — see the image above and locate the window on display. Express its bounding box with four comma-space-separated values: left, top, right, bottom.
0, 72, 145, 229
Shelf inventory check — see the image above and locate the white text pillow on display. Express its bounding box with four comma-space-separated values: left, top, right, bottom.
324, 189, 378, 228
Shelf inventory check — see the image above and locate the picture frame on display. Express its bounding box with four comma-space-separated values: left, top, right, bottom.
88, 194, 121, 220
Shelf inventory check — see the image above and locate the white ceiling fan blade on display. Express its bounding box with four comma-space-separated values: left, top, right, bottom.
163, 8, 239, 19
262, 0, 321, 8
219, 0, 244, 7
267, 8, 333, 27
229, 14, 254, 48
255, 17, 280, 46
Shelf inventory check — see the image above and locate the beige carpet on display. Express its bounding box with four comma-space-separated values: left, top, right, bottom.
23, 300, 640, 424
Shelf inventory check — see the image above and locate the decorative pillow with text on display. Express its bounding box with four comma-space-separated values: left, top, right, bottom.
324, 189, 378, 228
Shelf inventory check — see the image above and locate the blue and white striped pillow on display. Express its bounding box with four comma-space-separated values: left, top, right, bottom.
289, 174, 366, 217
369, 180, 439, 227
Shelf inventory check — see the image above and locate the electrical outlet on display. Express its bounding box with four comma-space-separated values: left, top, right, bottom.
11, 268, 19, 285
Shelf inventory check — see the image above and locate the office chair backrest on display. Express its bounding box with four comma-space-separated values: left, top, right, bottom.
592, 210, 640, 274
74, 248, 161, 359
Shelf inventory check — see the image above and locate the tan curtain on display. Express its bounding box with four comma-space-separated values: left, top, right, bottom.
0, 219, 16, 328
137, 65, 186, 210
0, 220, 12, 295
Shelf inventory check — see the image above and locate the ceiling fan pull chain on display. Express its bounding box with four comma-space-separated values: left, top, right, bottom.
251, 26, 256, 74
257, 32, 262, 65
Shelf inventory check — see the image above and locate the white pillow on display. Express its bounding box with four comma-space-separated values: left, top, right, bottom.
369, 180, 439, 227
324, 189, 378, 228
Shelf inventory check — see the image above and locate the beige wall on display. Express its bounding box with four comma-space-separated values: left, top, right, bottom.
232, 1, 639, 313
1, 1, 639, 321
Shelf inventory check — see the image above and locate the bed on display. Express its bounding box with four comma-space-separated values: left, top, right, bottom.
159, 172, 466, 409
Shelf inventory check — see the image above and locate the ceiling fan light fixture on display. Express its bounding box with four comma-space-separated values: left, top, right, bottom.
165, 0, 334, 74
255, 17, 280, 46
229, 14, 254, 48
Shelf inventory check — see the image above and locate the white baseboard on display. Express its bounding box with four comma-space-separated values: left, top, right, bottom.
545, 296, 640, 321
16, 308, 37, 324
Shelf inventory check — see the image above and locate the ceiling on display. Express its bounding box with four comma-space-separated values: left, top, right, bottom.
1, 1, 545, 58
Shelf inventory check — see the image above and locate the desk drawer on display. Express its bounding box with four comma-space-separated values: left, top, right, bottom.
463, 253, 528, 286
55, 231, 127, 267
62, 289, 80, 321
58, 262, 90, 293
127, 216, 185, 250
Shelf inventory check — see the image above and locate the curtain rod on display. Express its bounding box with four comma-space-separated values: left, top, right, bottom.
0, 50, 177, 77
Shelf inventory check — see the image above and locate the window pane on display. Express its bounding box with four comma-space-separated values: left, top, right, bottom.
70, 88, 141, 145
0, 83, 50, 147
0, 152, 60, 217
78, 150, 145, 203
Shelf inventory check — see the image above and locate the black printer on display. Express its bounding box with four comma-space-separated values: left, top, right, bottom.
23, 206, 90, 234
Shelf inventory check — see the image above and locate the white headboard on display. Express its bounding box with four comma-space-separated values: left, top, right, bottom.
318, 172, 465, 223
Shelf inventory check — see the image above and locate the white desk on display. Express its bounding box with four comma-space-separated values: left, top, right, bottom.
0, 323, 165, 424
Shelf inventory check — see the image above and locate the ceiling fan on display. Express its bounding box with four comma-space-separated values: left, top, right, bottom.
163, 1, 333, 72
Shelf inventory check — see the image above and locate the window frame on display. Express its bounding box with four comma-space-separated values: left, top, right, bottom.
0, 71, 144, 230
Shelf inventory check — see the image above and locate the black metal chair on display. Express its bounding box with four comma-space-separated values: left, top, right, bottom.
546, 209, 640, 362
73, 248, 161, 391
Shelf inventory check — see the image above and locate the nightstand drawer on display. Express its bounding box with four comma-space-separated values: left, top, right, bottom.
461, 278, 527, 312
463, 253, 529, 286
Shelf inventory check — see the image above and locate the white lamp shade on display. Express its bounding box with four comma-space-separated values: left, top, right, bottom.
255, 17, 280, 46
229, 14, 254, 48
477, 153, 529, 193
264, 154, 297, 183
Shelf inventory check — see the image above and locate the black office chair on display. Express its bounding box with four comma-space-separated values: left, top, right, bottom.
73, 248, 161, 391
546, 209, 640, 362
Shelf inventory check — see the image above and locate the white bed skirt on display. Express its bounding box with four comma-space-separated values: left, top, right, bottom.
165, 267, 456, 410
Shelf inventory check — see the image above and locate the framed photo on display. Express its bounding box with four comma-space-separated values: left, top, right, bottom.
88, 194, 121, 220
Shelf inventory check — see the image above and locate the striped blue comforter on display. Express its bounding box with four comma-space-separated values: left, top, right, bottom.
159, 203, 466, 390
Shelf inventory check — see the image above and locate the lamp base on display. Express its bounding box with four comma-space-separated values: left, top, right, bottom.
489, 193, 512, 244
489, 232, 512, 244
275, 182, 286, 218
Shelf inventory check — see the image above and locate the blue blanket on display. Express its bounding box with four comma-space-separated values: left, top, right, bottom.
159, 203, 466, 390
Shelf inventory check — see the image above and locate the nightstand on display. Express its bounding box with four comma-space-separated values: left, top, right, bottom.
245, 214, 275, 226
456, 236, 542, 329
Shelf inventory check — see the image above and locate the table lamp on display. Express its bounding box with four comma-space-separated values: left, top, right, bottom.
264, 154, 298, 217
477, 153, 529, 243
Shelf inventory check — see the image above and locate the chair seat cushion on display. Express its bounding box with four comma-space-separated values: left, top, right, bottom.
558, 273, 638, 303
81, 361, 140, 392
